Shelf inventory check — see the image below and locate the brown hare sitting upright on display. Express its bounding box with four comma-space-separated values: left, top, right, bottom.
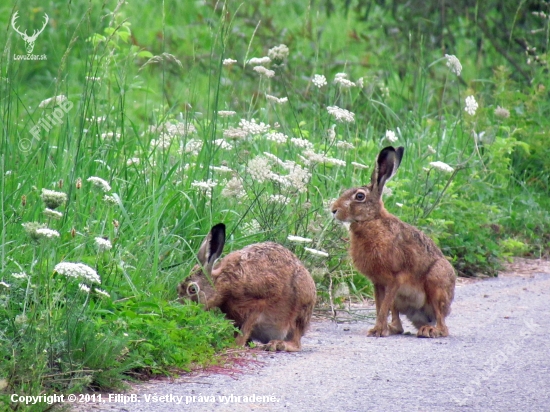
331, 146, 456, 338
178, 223, 316, 351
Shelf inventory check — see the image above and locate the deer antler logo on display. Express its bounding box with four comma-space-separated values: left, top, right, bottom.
11, 11, 49, 54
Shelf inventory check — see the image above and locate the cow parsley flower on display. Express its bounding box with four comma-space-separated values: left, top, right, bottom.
79, 283, 91, 293
334, 73, 355, 88
36, 228, 60, 239
247, 156, 273, 183
94, 288, 111, 298
312, 74, 327, 88
266, 94, 288, 104
239, 119, 270, 135
247, 56, 271, 66
327, 106, 355, 123
351, 161, 369, 169
304, 247, 329, 257
95, 237, 112, 252
265, 131, 288, 144
38, 95, 67, 108
494, 106, 510, 118
445, 54, 462, 76
465, 95, 478, 115
385, 130, 398, 143
218, 110, 236, 117
268, 44, 289, 61
223, 58, 237, 66
41, 188, 67, 209
253, 65, 275, 78
290, 138, 314, 150
336, 141, 355, 150
287, 235, 312, 243
430, 161, 455, 173
43, 208, 63, 220
221, 176, 246, 198
54, 262, 101, 284
87, 176, 111, 192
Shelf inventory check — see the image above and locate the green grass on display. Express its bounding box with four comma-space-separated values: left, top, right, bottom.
1, 0, 549, 409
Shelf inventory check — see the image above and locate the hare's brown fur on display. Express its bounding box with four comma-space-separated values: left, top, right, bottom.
332, 147, 456, 338
178, 230, 316, 352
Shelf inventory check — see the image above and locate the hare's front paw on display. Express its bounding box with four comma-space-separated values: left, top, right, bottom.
367, 326, 390, 337
417, 325, 448, 338
263, 340, 300, 352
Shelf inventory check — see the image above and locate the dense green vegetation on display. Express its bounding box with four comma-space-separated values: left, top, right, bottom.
1, 0, 549, 409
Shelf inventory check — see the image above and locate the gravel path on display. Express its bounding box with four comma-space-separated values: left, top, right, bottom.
73, 260, 550, 412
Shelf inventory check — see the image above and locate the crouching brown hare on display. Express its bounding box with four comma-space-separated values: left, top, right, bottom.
178, 223, 316, 351
331, 146, 456, 338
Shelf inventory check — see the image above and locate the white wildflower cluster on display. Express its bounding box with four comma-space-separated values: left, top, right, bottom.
239, 119, 270, 135
429, 161, 454, 173
283, 163, 311, 193
312, 74, 327, 88
95, 237, 112, 252
265, 131, 288, 144
253, 66, 275, 78
79, 283, 91, 293
0, 281, 10, 288
54, 262, 101, 284
327, 125, 336, 142
126, 157, 140, 166
223, 58, 237, 66
191, 179, 217, 197
218, 110, 236, 117
266, 94, 288, 104
465, 95, 478, 115
268, 44, 289, 61
210, 165, 233, 173
223, 127, 248, 140
290, 137, 314, 150
221, 176, 246, 198
35, 228, 60, 239
336, 141, 355, 150
86, 115, 106, 123
385, 130, 398, 143
327, 106, 355, 123
213, 139, 233, 150
427, 145, 437, 155
287, 235, 312, 243
184, 139, 204, 155
357, 77, 364, 88
247, 156, 273, 183
41, 188, 67, 209
44, 208, 63, 220
263, 152, 286, 166
164, 121, 197, 137
85, 76, 101, 82
12, 272, 27, 279
494, 106, 510, 118
242, 219, 261, 236
150, 134, 173, 150
445, 54, 462, 76
268, 194, 290, 205
304, 247, 329, 257
38, 95, 67, 108
95, 288, 110, 298
334, 73, 355, 88
302, 150, 346, 167
87, 176, 111, 192
247, 56, 271, 66
351, 161, 369, 169
103, 195, 117, 205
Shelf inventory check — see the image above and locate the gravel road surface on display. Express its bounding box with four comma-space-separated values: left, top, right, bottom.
73, 260, 550, 412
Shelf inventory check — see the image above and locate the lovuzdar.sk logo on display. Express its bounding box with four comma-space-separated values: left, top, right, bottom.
11, 11, 49, 61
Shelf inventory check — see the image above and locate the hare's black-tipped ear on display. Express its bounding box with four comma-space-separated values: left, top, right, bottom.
197, 223, 226, 273
370, 146, 405, 195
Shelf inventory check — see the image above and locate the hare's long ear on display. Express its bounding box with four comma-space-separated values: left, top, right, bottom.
197, 223, 226, 274
370, 146, 405, 196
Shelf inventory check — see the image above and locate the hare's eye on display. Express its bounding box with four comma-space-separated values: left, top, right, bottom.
187, 282, 199, 295
354, 191, 366, 201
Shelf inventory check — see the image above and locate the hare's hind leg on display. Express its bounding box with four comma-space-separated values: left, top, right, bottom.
264, 304, 311, 352
417, 263, 453, 338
